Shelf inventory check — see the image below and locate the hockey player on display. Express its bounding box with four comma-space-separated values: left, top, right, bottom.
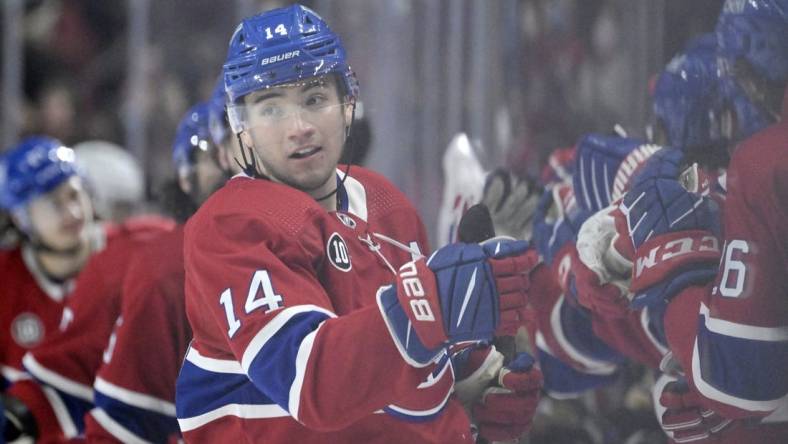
0, 136, 99, 391
661, 1, 788, 439
174, 4, 538, 443
520, 135, 671, 399
595, 2, 788, 441
0, 137, 173, 442
84, 102, 236, 443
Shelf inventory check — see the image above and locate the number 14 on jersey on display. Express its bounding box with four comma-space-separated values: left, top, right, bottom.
219, 270, 284, 338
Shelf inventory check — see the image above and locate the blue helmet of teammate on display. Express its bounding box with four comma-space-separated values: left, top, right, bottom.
653, 34, 722, 150
717, 73, 772, 142
717, 0, 788, 85
0, 136, 79, 211
172, 102, 213, 178
223, 4, 358, 106
208, 76, 230, 146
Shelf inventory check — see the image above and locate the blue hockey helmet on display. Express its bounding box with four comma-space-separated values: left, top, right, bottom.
223, 4, 358, 105
0, 136, 79, 211
717, 73, 772, 142
717, 0, 788, 86
172, 102, 214, 178
208, 76, 230, 145
653, 34, 723, 150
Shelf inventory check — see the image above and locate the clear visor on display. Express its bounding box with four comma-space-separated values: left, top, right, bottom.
226, 76, 353, 135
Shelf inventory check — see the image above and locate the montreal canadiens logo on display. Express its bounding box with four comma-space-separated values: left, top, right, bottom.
327, 233, 352, 272
11, 312, 44, 348
336, 213, 356, 229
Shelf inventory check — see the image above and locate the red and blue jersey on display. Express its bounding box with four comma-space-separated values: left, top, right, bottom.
85, 225, 190, 443
665, 111, 788, 425
6, 217, 174, 441
175, 167, 473, 443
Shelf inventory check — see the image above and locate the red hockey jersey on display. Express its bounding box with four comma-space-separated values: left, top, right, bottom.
6, 217, 174, 441
664, 113, 788, 427
85, 225, 190, 443
175, 168, 473, 443
1, 243, 82, 389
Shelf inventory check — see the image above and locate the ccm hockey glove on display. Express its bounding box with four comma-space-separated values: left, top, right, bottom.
377, 239, 532, 366
617, 177, 721, 309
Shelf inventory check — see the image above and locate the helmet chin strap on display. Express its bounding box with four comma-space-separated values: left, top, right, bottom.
315, 102, 357, 204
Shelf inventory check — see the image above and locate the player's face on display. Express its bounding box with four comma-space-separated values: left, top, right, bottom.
27, 176, 93, 251
240, 76, 352, 198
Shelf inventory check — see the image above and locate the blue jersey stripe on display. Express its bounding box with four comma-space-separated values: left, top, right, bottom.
176, 357, 278, 419
537, 348, 618, 397
94, 391, 179, 443
697, 316, 788, 401
245, 310, 331, 411
42, 385, 92, 436
559, 299, 626, 364
177, 310, 330, 421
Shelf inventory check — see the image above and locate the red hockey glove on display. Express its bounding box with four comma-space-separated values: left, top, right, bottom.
654, 374, 735, 443
472, 352, 543, 443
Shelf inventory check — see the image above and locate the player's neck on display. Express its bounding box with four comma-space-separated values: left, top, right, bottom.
308, 173, 340, 212
35, 243, 90, 281
312, 187, 338, 212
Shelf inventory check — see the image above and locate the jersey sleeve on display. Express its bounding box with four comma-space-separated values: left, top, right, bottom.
179, 201, 437, 432
664, 129, 788, 420
86, 234, 190, 444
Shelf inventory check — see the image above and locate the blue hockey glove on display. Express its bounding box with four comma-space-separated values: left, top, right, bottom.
629, 146, 686, 190
377, 239, 532, 366
617, 178, 722, 309
573, 133, 643, 213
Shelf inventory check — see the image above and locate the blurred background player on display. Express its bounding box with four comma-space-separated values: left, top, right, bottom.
73, 140, 146, 223
85, 100, 237, 443
652, 1, 788, 441
174, 4, 537, 443
0, 136, 101, 392
0, 138, 173, 442
571, 1, 788, 441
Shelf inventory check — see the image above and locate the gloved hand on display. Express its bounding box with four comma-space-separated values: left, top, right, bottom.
472, 352, 543, 443
452, 344, 505, 407
377, 238, 532, 366
572, 133, 643, 213
615, 177, 722, 309
653, 374, 734, 443
2, 393, 37, 442
572, 206, 632, 318
482, 169, 542, 241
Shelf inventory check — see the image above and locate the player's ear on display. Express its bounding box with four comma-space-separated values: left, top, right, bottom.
343, 101, 355, 130
216, 143, 231, 172
239, 131, 254, 150
178, 174, 192, 195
